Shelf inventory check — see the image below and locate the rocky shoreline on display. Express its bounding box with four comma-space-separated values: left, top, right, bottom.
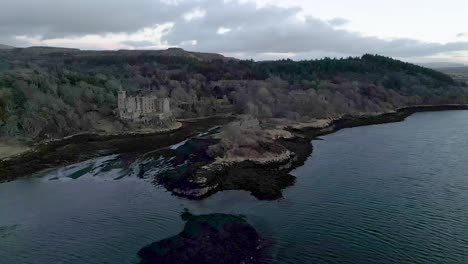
168, 104, 468, 200
1, 105, 467, 200
292, 104, 468, 138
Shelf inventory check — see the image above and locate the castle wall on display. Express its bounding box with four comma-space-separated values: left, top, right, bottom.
117, 91, 171, 123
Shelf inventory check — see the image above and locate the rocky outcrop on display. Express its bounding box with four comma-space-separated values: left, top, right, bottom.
151, 131, 311, 200
189, 136, 312, 200
138, 211, 270, 264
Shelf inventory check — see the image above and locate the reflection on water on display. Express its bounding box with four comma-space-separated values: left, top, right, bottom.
1, 111, 468, 264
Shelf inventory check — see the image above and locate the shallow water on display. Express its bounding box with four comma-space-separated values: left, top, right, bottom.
1, 111, 468, 264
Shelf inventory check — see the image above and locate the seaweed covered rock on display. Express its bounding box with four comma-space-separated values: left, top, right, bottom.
143, 132, 311, 200
138, 211, 270, 264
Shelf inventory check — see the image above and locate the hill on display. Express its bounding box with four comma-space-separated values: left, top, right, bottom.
418, 62, 466, 69
437, 66, 468, 75
436, 66, 468, 84
7, 46, 227, 61
0, 44, 14, 50
0, 47, 467, 141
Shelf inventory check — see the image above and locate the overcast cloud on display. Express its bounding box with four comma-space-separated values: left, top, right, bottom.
1, 0, 468, 62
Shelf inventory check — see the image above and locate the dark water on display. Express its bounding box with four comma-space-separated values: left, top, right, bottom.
1, 111, 468, 264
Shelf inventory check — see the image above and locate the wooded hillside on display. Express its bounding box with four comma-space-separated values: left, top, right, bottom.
1, 47, 467, 141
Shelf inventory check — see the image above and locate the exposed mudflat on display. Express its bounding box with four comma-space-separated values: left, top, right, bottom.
0, 116, 233, 182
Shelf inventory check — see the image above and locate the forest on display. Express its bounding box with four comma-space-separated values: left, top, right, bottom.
1, 47, 467, 141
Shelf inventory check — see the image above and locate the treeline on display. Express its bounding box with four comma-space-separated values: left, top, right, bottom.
0, 48, 467, 141
254, 54, 455, 85
0, 68, 120, 139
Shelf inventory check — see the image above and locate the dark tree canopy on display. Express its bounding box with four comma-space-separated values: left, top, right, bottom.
0, 47, 466, 140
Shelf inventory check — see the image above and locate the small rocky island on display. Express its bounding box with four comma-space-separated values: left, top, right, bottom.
138, 210, 270, 264
150, 117, 311, 200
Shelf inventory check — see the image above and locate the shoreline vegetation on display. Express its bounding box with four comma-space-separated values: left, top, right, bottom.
1, 104, 467, 200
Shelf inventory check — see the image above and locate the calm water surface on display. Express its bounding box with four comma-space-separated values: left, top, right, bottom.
1, 111, 468, 264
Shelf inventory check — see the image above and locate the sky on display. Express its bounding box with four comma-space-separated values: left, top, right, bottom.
1, 0, 467, 63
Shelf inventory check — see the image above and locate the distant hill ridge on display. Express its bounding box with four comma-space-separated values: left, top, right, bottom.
436, 66, 468, 83
437, 66, 468, 74
3, 46, 228, 61
418, 62, 467, 69
0, 44, 14, 50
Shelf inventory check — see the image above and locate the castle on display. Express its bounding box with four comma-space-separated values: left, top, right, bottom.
117, 90, 171, 123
